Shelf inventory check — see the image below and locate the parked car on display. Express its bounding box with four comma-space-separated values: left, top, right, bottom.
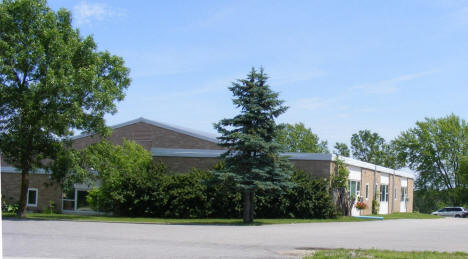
432, 207, 468, 218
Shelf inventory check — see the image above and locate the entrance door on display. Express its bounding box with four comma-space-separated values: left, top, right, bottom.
349, 180, 361, 216
379, 174, 389, 214
400, 178, 407, 212
348, 166, 362, 216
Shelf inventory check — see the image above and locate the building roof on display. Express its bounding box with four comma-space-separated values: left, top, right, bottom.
71, 117, 219, 144
71, 117, 414, 179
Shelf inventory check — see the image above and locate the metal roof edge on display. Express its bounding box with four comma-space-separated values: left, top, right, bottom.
1, 166, 49, 174
334, 155, 415, 179
151, 148, 414, 178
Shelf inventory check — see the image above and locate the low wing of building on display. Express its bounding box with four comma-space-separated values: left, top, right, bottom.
1, 117, 414, 215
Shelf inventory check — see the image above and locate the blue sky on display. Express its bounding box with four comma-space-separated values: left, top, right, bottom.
50, 0, 468, 148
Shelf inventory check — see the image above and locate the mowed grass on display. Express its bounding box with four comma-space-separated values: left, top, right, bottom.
304, 249, 468, 259
2, 212, 440, 225
380, 212, 441, 220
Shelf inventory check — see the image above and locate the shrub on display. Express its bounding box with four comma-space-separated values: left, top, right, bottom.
372, 199, 379, 214
43, 200, 56, 214
2, 196, 19, 214
83, 141, 336, 219
285, 170, 336, 218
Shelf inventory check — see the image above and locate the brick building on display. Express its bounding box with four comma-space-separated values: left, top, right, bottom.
1, 117, 414, 215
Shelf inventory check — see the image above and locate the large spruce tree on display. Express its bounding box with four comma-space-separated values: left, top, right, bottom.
214, 67, 293, 223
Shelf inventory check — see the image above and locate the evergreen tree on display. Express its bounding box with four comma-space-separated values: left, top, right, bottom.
214, 67, 293, 223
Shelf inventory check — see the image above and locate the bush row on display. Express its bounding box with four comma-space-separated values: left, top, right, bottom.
87, 165, 336, 219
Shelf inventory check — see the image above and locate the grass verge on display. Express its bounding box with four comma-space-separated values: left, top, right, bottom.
380, 212, 441, 220
304, 248, 468, 259
2, 212, 440, 225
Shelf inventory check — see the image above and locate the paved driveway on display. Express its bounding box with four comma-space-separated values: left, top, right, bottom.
3, 218, 468, 258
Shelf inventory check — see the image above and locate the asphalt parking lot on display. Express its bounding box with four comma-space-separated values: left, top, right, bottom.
3, 217, 468, 258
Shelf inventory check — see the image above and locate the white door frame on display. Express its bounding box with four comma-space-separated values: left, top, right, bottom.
348, 166, 362, 216
379, 174, 389, 214
400, 178, 407, 212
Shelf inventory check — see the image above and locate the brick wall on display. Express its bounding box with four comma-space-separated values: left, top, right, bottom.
392, 176, 401, 213
154, 157, 221, 174
1, 173, 62, 212
72, 122, 223, 151
407, 178, 414, 212
388, 175, 394, 213
292, 160, 333, 178
360, 169, 374, 215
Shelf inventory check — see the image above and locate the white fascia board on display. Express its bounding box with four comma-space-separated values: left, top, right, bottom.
282, 152, 333, 161
152, 148, 334, 160
152, 148, 225, 158
332, 155, 415, 179
1, 167, 49, 174
151, 149, 414, 179
71, 117, 220, 144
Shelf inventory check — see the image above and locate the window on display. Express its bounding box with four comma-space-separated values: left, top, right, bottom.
401, 187, 407, 201
394, 188, 397, 200
27, 188, 38, 207
365, 184, 369, 200
348, 180, 361, 199
356, 181, 361, 197
380, 184, 388, 202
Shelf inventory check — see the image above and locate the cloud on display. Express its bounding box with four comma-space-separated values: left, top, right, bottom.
353, 70, 436, 95
73, 1, 126, 25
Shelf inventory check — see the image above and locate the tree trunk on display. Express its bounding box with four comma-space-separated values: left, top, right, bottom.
332, 187, 353, 216
17, 169, 30, 217
243, 190, 254, 223
249, 190, 254, 222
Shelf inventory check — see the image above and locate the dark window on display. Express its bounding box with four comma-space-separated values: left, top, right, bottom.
77, 190, 90, 210
365, 184, 369, 199
27, 189, 38, 206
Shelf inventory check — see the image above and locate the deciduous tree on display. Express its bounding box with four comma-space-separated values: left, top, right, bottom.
334, 142, 350, 157
276, 123, 329, 153
393, 114, 468, 204
0, 0, 130, 216
350, 130, 387, 165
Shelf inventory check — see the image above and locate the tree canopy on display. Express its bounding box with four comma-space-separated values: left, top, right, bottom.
393, 114, 468, 204
214, 67, 293, 223
349, 129, 402, 168
0, 0, 130, 216
276, 123, 329, 153
334, 142, 350, 157
350, 130, 387, 165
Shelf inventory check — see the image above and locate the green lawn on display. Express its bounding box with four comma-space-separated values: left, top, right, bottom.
380, 212, 441, 220
304, 249, 468, 259
2, 212, 440, 225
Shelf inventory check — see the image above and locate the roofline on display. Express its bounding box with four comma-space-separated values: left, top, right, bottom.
71, 117, 219, 144
152, 148, 415, 179
1, 166, 49, 174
